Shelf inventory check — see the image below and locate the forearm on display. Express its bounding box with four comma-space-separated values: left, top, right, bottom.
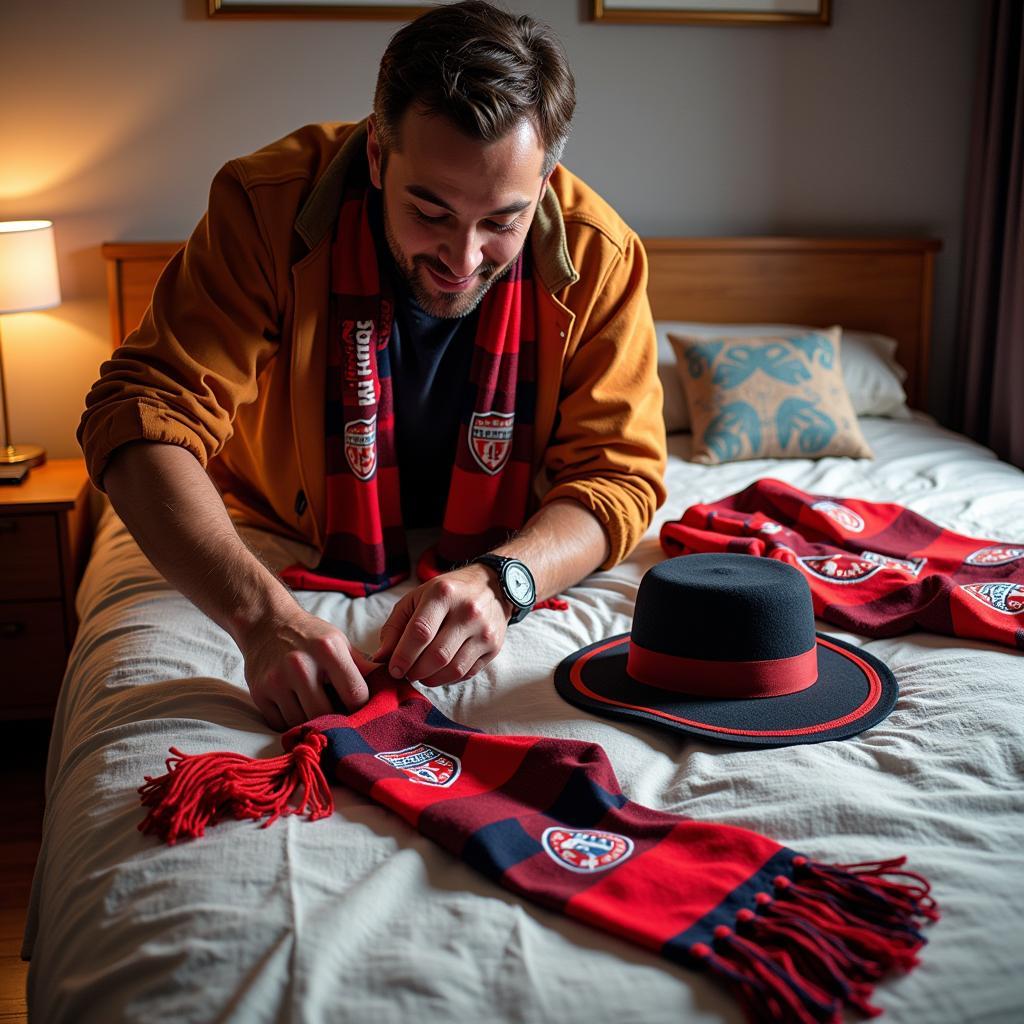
491, 498, 611, 601
102, 441, 299, 647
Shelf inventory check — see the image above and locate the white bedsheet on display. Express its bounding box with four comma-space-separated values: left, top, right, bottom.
23, 414, 1024, 1023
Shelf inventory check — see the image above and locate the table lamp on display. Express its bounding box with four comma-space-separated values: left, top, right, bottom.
0, 220, 61, 467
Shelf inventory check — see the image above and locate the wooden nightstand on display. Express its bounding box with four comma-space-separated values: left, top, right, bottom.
0, 458, 94, 719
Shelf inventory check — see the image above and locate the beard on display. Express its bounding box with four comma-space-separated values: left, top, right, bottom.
380, 200, 521, 319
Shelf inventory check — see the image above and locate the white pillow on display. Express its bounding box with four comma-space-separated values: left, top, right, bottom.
656, 321, 910, 433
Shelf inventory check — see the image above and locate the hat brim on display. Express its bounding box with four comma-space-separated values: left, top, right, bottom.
554, 633, 898, 747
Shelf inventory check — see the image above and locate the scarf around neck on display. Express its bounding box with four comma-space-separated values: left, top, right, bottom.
279, 181, 538, 595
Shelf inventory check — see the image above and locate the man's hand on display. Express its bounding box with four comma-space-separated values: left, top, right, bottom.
236, 605, 375, 731
373, 565, 511, 686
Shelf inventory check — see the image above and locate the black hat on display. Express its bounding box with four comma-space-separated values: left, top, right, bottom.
555, 554, 898, 747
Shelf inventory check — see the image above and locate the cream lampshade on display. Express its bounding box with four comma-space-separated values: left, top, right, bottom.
0, 220, 62, 466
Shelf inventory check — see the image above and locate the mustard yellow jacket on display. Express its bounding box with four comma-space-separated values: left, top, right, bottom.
78, 121, 666, 569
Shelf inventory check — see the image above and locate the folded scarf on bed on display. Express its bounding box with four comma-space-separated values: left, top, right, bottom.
277, 178, 537, 596
138, 674, 938, 1023
661, 477, 1024, 651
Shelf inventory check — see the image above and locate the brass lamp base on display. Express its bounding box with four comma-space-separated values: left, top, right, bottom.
1, 443, 46, 467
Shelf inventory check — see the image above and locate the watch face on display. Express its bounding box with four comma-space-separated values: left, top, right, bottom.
505, 562, 536, 606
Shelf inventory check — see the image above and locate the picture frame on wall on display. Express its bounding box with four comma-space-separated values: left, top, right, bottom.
209, 0, 457, 18
591, 0, 830, 25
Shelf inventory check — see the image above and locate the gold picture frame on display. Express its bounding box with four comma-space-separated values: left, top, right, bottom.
591, 0, 830, 26
208, 0, 455, 19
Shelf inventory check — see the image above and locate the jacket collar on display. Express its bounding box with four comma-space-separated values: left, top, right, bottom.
294, 118, 579, 294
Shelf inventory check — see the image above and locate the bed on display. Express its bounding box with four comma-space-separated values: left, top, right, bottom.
23, 237, 1024, 1023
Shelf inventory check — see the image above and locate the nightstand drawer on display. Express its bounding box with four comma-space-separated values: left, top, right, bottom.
0, 514, 63, 600
0, 601, 69, 710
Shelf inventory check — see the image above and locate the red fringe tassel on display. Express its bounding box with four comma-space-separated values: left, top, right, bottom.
137, 730, 333, 845
694, 854, 939, 1023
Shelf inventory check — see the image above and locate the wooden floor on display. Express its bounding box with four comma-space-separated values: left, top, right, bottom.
0, 719, 48, 1024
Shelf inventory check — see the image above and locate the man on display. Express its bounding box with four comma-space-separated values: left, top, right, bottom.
78, 0, 666, 732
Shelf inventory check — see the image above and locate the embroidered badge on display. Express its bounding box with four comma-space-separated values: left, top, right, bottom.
541, 827, 634, 874
344, 418, 377, 481
964, 545, 1024, 567
798, 554, 881, 583
860, 550, 927, 576
375, 744, 461, 787
960, 583, 1024, 615
810, 500, 865, 534
759, 521, 783, 535
469, 411, 515, 475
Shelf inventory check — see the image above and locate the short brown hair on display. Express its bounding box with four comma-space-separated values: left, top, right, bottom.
373, 0, 576, 177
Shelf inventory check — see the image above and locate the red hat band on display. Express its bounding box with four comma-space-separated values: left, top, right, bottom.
625, 640, 819, 699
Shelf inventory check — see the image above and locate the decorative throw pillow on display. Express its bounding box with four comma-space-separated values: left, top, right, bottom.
667, 326, 873, 465
656, 322, 911, 433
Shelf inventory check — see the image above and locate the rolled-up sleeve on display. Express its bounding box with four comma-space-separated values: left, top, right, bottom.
541, 231, 668, 568
78, 160, 281, 491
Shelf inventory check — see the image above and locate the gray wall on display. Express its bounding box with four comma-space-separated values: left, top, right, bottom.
1, 0, 981, 459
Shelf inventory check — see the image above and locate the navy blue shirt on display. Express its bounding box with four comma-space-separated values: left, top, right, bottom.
369, 191, 478, 529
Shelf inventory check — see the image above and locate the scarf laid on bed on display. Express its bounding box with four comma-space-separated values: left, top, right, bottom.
138, 674, 938, 1024
661, 477, 1024, 651
278, 182, 537, 595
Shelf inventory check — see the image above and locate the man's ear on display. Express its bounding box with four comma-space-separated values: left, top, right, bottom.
366, 115, 383, 190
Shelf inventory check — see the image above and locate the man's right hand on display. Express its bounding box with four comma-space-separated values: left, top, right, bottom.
102, 443, 376, 734
236, 606, 375, 731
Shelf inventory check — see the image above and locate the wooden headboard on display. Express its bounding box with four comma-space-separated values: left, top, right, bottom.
102, 235, 940, 409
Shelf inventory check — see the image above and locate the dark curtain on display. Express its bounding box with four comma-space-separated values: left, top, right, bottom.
953, 0, 1024, 468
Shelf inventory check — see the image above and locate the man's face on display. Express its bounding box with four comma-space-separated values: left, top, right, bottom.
367, 107, 548, 318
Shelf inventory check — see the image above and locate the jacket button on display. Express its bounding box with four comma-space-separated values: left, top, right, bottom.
294, 489, 307, 516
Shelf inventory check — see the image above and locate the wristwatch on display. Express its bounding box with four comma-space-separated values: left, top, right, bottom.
471, 554, 536, 624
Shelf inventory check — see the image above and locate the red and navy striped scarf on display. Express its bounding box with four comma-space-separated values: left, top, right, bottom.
662, 477, 1024, 651
139, 674, 938, 1023
279, 182, 536, 595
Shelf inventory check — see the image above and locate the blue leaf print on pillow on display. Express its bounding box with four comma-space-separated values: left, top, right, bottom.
759, 344, 813, 383
704, 401, 761, 461
789, 332, 835, 369
713, 347, 763, 388
685, 340, 723, 378
776, 398, 836, 454
714, 344, 810, 387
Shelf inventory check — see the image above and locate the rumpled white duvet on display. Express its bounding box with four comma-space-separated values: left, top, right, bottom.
23, 414, 1024, 1023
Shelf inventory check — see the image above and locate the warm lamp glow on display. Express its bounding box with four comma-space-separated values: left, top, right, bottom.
0, 220, 62, 314
0, 219, 61, 466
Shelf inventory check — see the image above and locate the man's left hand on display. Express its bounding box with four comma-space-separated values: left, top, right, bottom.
372, 564, 512, 686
